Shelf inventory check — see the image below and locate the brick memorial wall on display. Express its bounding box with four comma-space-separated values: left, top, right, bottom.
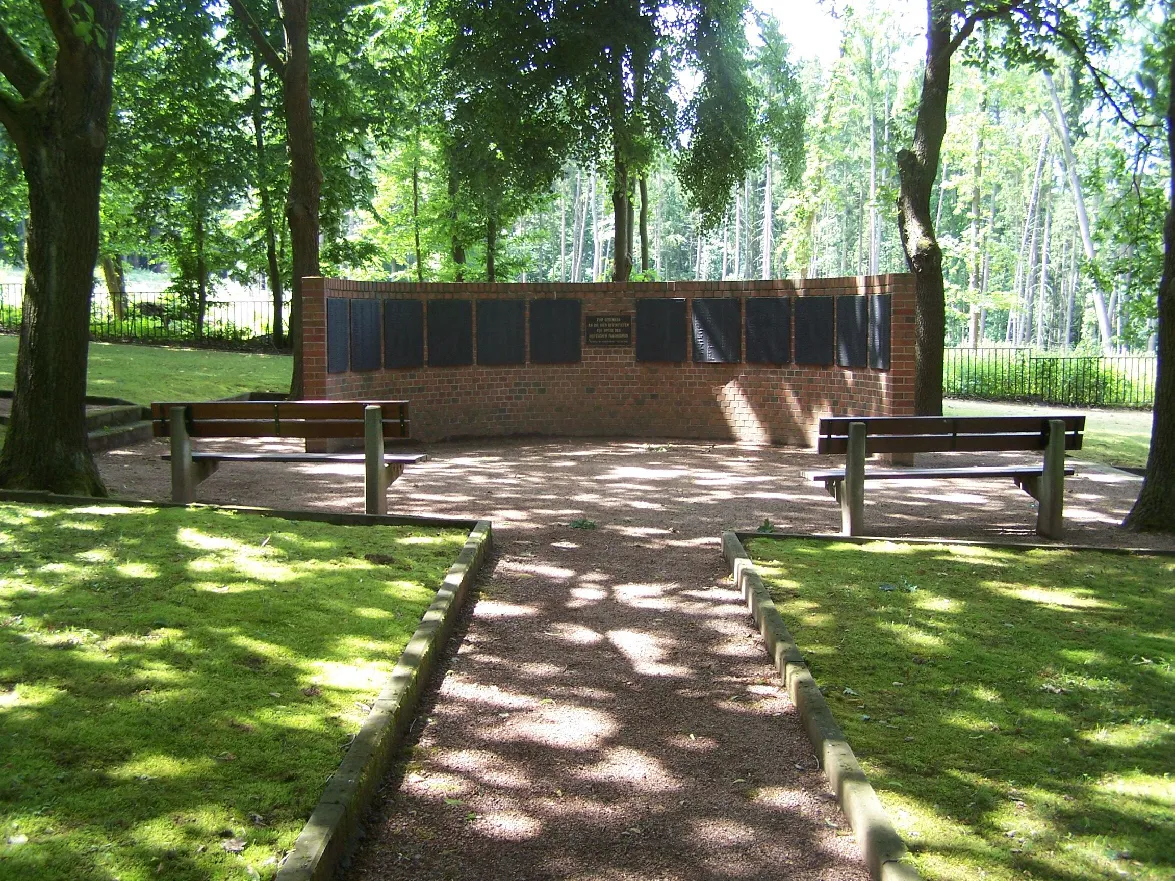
302, 275, 915, 445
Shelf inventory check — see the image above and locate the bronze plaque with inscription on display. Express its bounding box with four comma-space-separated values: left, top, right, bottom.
585, 314, 632, 346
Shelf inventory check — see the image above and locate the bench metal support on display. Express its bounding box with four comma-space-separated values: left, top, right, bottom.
365, 404, 388, 515
840, 421, 866, 536
170, 405, 218, 503
1035, 418, 1066, 538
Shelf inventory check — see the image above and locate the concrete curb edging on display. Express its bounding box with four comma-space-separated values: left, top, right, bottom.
276, 518, 493, 881
0, 489, 477, 531
721, 531, 921, 881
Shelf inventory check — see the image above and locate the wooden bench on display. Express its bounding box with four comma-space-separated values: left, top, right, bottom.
803, 415, 1086, 538
150, 400, 425, 515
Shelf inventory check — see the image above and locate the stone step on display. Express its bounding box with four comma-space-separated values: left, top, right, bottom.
88, 419, 153, 453
85, 403, 151, 432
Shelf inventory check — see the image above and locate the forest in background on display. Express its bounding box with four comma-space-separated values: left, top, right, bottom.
0, 0, 1166, 354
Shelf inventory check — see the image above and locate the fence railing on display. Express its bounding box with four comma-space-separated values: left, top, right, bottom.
0, 285, 287, 350
944, 347, 1156, 408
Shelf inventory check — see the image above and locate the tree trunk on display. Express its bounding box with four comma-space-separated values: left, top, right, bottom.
280, 0, 320, 399
1012, 132, 1049, 345
897, 1, 957, 416
448, 168, 466, 281
560, 185, 567, 282
869, 99, 880, 275
591, 171, 601, 281
572, 169, 585, 280
412, 141, 423, 283
101, 254, 127, 319
1036, 196, 1052, 347
251, 54, 284, 349
1046, 73, 1114, 353
1124, 41, 1175, 532
762, 148, 773, 279
486, 213, 497, 282
966, 99, 984, 347
639, 174, 649, 273
611, 143, 631, 282
0, 0, 122, 494
195, 211, 208, 340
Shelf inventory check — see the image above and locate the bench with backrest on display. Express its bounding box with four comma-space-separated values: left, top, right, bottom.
150, 400, 425, 515
803, 414, 1085, 538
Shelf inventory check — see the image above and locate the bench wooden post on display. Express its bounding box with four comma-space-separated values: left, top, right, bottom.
169, 406, 196, 504
1035, 418, 1066, 539
364, 404, 388, 515
841, 421, 866, 536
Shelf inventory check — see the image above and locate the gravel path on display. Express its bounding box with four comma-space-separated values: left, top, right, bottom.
93, 437, 1172, 880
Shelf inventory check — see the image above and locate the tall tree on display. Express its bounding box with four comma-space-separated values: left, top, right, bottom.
1125, 7, 1175, 532
0, 0, 121, 494
230, 0, 320, 398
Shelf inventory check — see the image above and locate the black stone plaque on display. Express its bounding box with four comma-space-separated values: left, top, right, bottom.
692, 298, 741, 363
794, 296, 835, 366
327, 298, 350, 374
635, 299, 687, 362
745, 297, 791, 365
530, 299, 581, 363
350, 299, 381, 372
477, 300, 526, 366
586, 314, 632, 346
383, 299, 424, 369
427, 300, 473, 367
836, 295, 868, 368
869, 294, 892, 370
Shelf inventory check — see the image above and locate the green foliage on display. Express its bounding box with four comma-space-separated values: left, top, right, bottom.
0, 501, 465, 881
749, 537, 1175, 881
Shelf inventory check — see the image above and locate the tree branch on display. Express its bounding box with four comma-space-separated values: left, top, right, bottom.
0, 88, 29, 158
39, 0, 80, 48
1033, 13, 1154, 141
228, 0, 285, 74
0, 21, 47, 98
948, 3, 1013, 56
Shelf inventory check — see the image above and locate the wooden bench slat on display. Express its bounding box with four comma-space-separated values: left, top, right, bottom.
163, 452, 426, 464
819, 432, 1084, 455
805, 466, 1075, 481
150, 400, 409, 420
818, 414, 1085, 435
164, 420, 409, 440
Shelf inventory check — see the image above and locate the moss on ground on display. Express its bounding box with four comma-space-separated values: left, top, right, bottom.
0, 502, 466, 880
748, 537, 1174, 881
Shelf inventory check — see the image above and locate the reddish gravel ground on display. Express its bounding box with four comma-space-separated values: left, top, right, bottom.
93, 437, 1171, 880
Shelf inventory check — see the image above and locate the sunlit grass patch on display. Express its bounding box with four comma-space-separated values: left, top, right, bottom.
747, 537, 1175, 881
0, 502, 466, 880
0, 335, 291, 403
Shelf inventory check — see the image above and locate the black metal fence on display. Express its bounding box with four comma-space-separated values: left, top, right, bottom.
944, 347, 1156, 408
0, 285, 287, 350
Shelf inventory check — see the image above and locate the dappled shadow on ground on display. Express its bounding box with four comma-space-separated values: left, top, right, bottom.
91, 436, 1170, 880
344, 528, 867, 881
0, 503, 460, 880
99, 436, 1169, 551
749, 539, 1175, 881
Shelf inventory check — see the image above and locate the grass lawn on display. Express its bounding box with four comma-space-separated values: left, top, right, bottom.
747, 537, 1174, 881
0, 335, 292, 404
0, 502, 467, 881
945, 398, 1153, 470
